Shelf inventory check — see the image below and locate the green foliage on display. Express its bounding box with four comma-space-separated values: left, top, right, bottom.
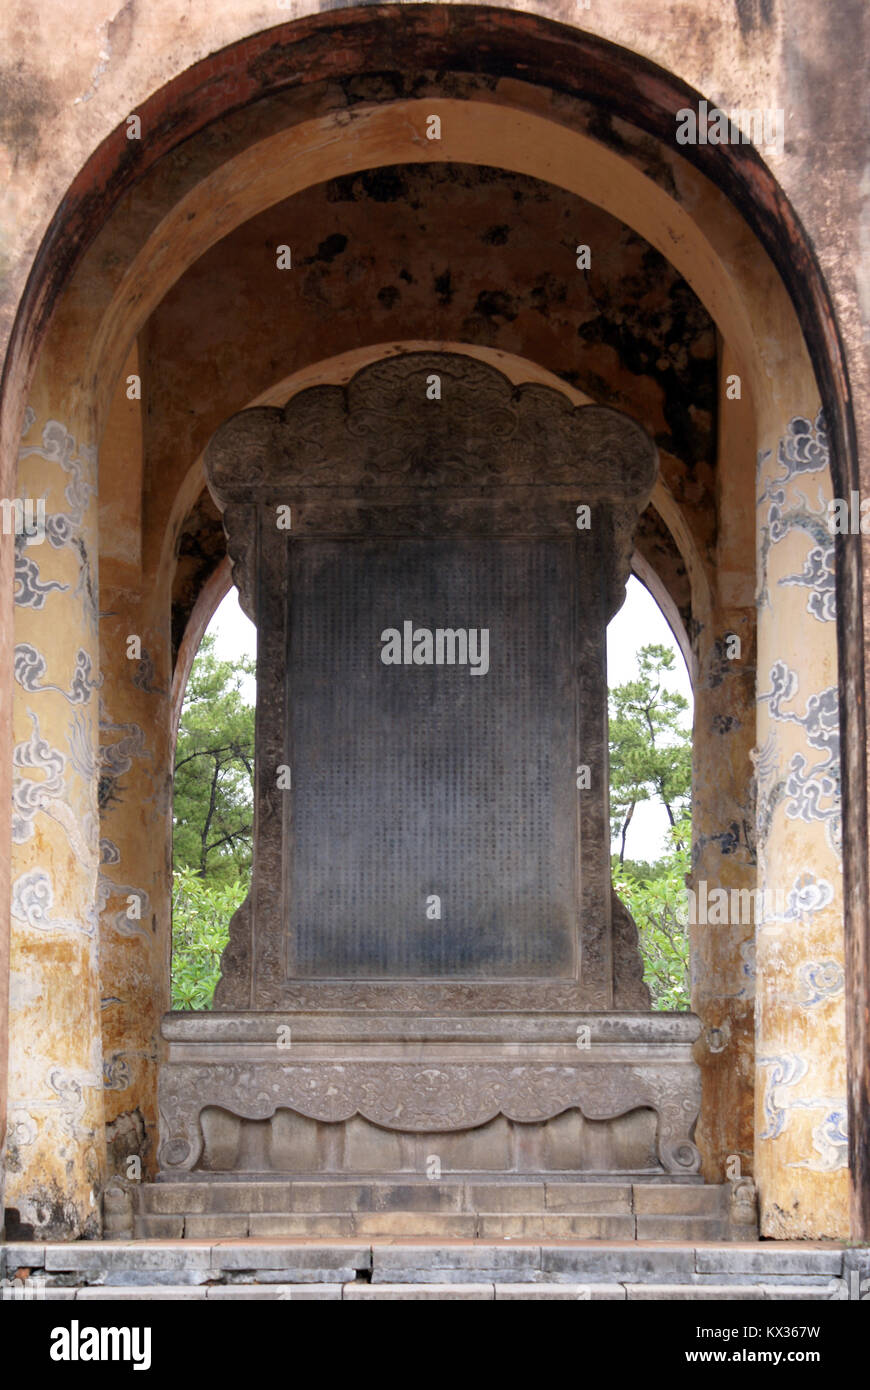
609, 644, 692, 1011
614, 817, 691, 1011
172, 631, 255, 1009
608, 643, 691, 864
170, 632, 693, 1013
171, 867, 246, 1009
173, 632, 256, 884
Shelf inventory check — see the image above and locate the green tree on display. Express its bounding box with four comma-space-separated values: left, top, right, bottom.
173, 632, 255, 884
609, 643, 691, 864
172, 632, 255, 1009
609, 644, 692, 1010
614, 817, 692, 1011
171, 867, 248, 1009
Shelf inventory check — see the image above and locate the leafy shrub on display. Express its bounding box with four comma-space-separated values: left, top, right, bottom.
614, 819, 691, 1011
171, 867, 247, 1010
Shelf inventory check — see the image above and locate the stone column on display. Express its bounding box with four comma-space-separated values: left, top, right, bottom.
754, 405, 848, 1238
6, 379, 105, 1238
690, 616, 757, 1183
96, 352, 172, 1185
0, 472, 11, 1231
690, 350, 758, 1183
97, 598, 172, 1184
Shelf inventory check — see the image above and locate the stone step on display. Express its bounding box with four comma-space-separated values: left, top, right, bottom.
133, 1210, 728, 1241
140, 1177, 727, 1221
133, 1178, 731, 1240
4, 1239, 853, 1297
137, 1211, 651, 1240
4, 1281, 845, 1301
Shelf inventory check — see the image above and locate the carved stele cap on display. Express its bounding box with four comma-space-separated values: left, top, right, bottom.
206, 350, 657, 500
204, 350, 659, 619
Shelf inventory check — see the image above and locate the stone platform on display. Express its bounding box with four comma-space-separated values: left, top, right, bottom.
2, 1239, 860, 1301
134, 1176, 741, 1242
158, 1012, 704, 1180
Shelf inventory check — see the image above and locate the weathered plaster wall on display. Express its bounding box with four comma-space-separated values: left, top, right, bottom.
0, 0, 860, 372
142, 162, 716, 571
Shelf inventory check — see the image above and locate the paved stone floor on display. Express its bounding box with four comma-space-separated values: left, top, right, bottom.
2, 1238, 866, 1300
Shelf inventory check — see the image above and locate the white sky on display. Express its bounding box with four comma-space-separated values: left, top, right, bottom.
208, 586, 257, 702
207, 573, 692, 864
606, 576, 693, 860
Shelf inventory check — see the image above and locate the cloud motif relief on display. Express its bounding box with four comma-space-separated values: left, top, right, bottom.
758, 1053, 808, 1140
14, 642, 100, 703
37, 1064, 103, 1143
788, 1105, 849, 1173
780, 543, 836, 624
11, 707, 98, 870
97, 873, 153, 942
6, 1110, 38, 1156
785, 874, 834, 917
66, 708, 97, 786
11, 869, 91, 936
17, 416, 99, 632
758, 661, 841, 860
103, 1054, 132, 1091
758, 1054, 848, 1171
131, 651, 165, 695
12, 709, 65, 843
19, 418, 97, 527
758, 872, 835, 926
13, 541, 70, 610
99, 716, 152, 811
100, 719, 150, 777
736, 936, 756, 1000
757, 410, 835, 624
753, 424, 845, 1186
798, 960, 845, 1007
774, 412, 830, 480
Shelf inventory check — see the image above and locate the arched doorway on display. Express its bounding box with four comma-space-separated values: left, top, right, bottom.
1, 4, 860, 1241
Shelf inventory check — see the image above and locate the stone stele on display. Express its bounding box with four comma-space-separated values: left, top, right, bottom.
158, 351, 703, 1181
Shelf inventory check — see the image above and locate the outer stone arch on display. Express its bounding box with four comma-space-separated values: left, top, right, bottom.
0, 3, 862, 1240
